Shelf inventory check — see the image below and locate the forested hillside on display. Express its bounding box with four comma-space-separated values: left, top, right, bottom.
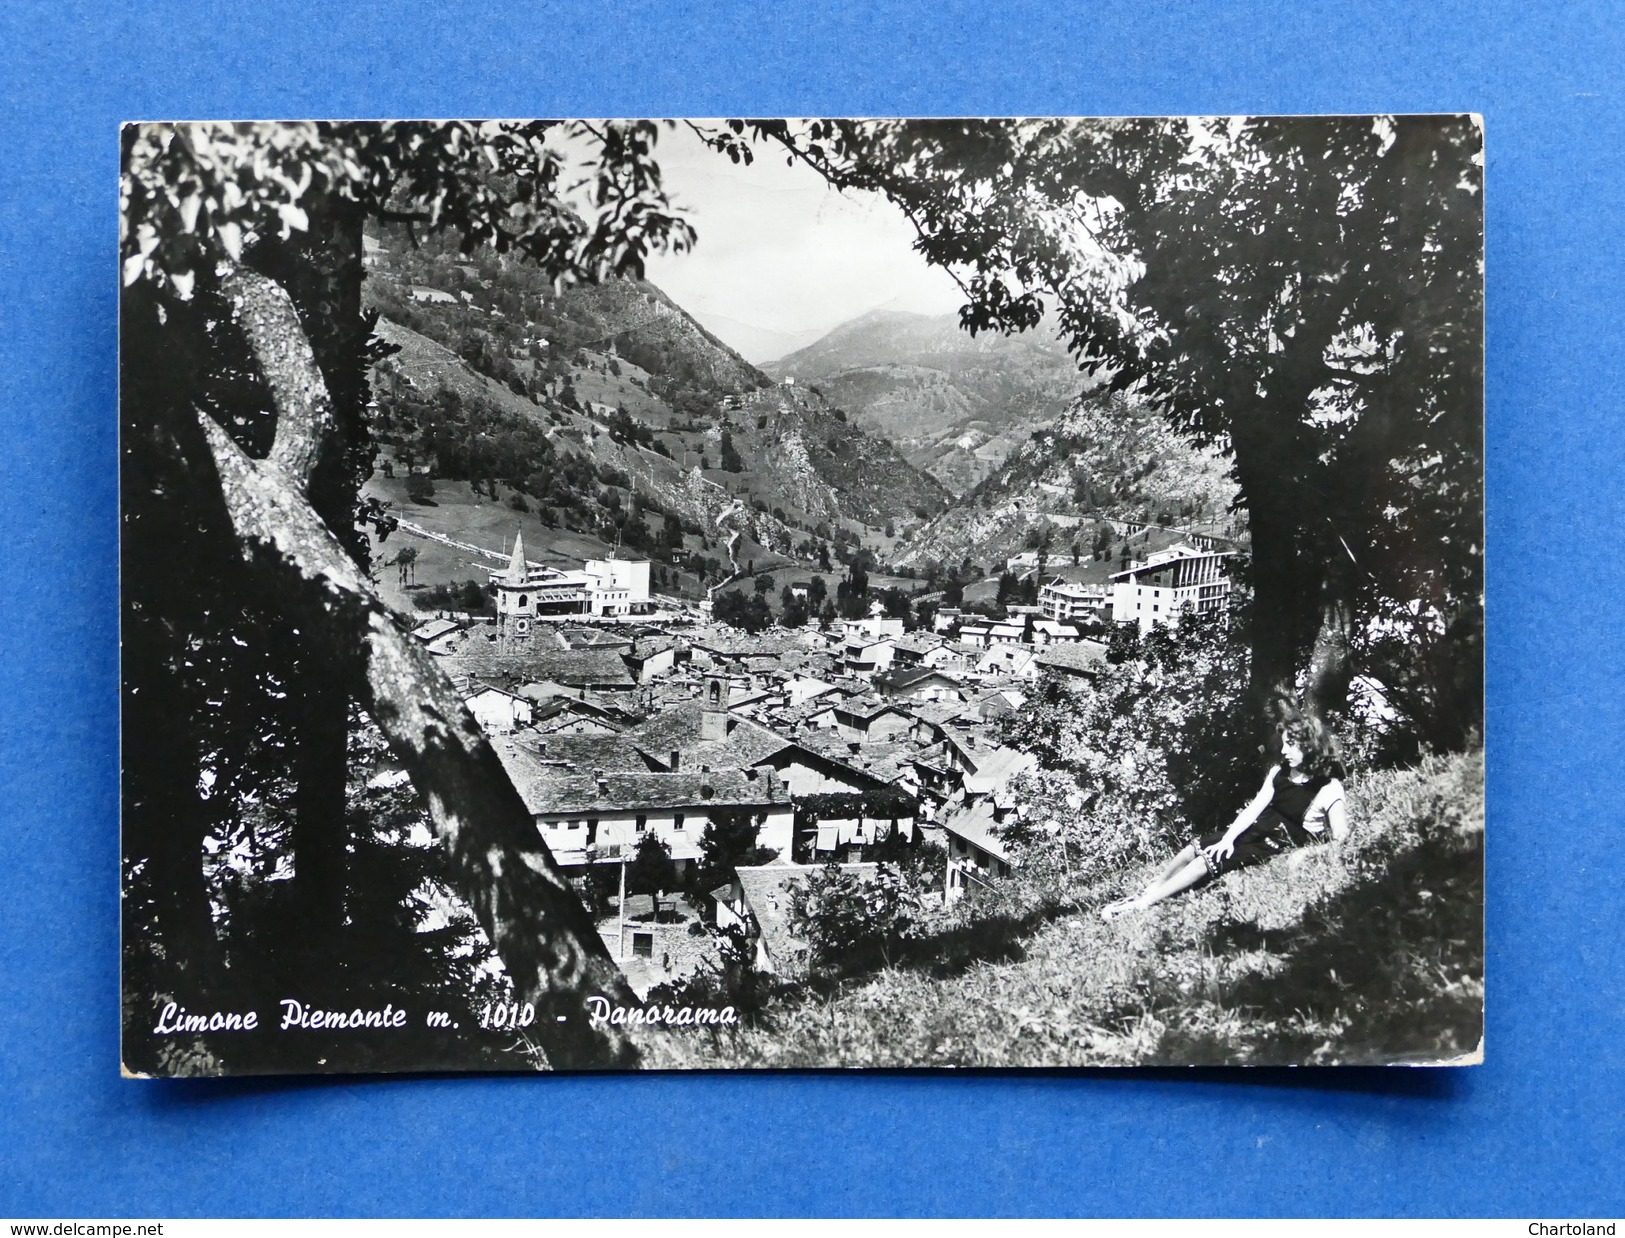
361, 225, 948, 591
767, 309, 1084, 494
894, 391, 1242, 572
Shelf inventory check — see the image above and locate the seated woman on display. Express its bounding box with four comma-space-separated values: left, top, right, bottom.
1101, 714, 1349, 920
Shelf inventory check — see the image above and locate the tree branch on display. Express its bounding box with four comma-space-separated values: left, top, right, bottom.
195, 409, 642, 1069
221, 267, 332, 488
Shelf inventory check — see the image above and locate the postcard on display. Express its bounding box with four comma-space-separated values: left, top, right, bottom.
120, 116, 1483, 1075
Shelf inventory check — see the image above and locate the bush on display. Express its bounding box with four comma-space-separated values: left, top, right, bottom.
411, 579, 493, 616
786, 862, 924, 972
999, 610, 1256, 887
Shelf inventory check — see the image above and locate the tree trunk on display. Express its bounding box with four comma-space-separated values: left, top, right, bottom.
197, 412, 641, 1067
1234, 479, 1322, 712
120, 289, 237, 1056
1306, 567, 1355, 723
247, 202, 370, 948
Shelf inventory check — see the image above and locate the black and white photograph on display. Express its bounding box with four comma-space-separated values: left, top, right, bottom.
120, 116, 1483, 1077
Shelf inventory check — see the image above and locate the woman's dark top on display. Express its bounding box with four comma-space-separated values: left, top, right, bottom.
1196, 767, 1333, 878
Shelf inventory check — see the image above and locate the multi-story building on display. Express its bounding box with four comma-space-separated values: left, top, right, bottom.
1039, 579, 1110, 624
490, 533, 651, 652
1109, 544, 1233, 634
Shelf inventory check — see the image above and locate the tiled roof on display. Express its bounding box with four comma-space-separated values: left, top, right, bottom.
520, 732, 654, 772
940, 800, 1014, 863
494, 741, 790, 816
961, 745, 1038, 795
892, 631, 949, 655
832, 697, 910, 723
1032, 640, 1109, 674
628, 701, 796, 770
442, 637, 634, 686
877, 667, 962, 691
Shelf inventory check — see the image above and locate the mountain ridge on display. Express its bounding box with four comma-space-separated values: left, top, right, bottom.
764, 308, 1087, 495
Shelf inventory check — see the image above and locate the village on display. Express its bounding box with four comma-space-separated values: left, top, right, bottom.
405, 527, 1235, 995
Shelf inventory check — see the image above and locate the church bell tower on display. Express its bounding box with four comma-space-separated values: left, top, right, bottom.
493, 531, 534, 654
701, 672, 729, 742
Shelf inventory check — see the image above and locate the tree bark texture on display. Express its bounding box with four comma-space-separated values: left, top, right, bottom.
193, 391, 640, 1068
230, 207, 369, 953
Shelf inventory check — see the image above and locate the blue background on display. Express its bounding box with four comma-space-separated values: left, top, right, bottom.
1, 0, 1619, 1218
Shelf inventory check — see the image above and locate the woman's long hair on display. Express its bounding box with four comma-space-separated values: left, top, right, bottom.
1279, 713, 1343, 780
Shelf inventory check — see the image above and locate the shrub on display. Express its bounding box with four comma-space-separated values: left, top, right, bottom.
786, 862, 924, 972
999, 610, 1256, 886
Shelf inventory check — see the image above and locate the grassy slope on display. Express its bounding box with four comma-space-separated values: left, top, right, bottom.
363, 474, 623, 613
645, 750, 1484, 1069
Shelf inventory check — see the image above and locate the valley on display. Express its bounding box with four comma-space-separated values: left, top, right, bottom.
359, 223, 1242, 620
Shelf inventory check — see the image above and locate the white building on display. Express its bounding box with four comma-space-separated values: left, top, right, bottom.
1040, 579, 1110, 624
463, 684, 535, 733
583, 557, 651, 614
494, 739, 794, 877
490, 533, 652, 649
1109, 544, 1233, 634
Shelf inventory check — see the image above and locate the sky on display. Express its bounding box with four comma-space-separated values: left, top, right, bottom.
636, 123, 965, 364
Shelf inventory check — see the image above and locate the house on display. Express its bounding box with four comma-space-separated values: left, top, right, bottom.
623, 637, 681, 684
843, 635, 897, 677
941, 800, 1016, 903
629, 695, 891, 800
932, 607, 964, 634
1005, 550, 1047, 572
841, 615, 906, 642
528, 695, 627, 736
874, 666, 965, 704
890, 630, 957, 669
830, 698, 915, 744
975, 644, 1040, 680
1032, 640, 1109, 682
442, 631, 637, 692
493, 740, 793, 875
412, 617, 462, 645
961, 743, 1037, 800
1110, 544, 1234, 633
971, 686, 1026, 722
717, 862, 881, 973
522, 731, 653, 774
463, 684, 534, 733
783, 676, 838, 708
957, 619, 1026, 650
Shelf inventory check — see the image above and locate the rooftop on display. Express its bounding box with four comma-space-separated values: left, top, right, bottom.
494, 742, 790, 816
629, 700, 796, 770
1032, 640, 1109, 675
441, 637, 635, 687
940, 800, 1015, 863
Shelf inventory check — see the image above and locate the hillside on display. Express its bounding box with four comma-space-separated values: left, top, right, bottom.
360, 226, 951, 589
766, 309, 1086, 494
645, 750, 1484, 1069
893, 391, 1243, 572
366, 316, 798, 597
